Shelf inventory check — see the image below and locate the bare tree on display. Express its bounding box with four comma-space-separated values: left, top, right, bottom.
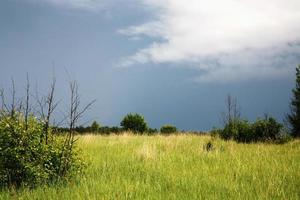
59, 80, 95, 176
222, 94, 240, 126
24, 74, 30, 130
34, 78, 59, 144
44, 78, 59, 144
10, 78, 16, 118
0, 79, 23, 118
0, 88, 8, 113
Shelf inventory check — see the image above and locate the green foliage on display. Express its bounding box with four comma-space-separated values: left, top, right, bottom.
218, 116, 286, 143
71, 125, 125, 135
147, 128, 158, 135
120, 113, 148, 133
210, 128, 223, 138
90, 121, 100, 133
160, 124, 177, 134
222, 119, 252, 142
251, 117, 283, 142
203, 141, 214, 152
0, 113, 84, 188
287, 65, 300, 138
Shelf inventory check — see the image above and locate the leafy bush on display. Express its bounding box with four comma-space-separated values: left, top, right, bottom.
219, 119, 252, 142
251, 117, 283, 142
147, 128, 158, 135
217, 117, 286, 143
120, 113, 148, 133
0, 113, 84, 188
160, 125, 177, 134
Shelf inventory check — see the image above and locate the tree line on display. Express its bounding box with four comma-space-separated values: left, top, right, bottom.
54, 114, 182, 135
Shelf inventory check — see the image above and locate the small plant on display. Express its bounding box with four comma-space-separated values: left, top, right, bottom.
203, 141, 214, 152
120, 113, 148, 133
160, 125, 177, 134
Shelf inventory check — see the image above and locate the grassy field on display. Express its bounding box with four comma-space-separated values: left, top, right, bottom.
0, 134, 299, 200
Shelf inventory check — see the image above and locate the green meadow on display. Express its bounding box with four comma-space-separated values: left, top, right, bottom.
1, 134, 299, 200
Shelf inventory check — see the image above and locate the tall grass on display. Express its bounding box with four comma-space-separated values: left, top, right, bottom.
1, 133, 299, 199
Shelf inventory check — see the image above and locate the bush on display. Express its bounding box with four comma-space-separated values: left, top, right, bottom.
221, 119, 252, 142
233, 120, 253, 143
147, 128, 158, 135
0, 113, 84, 188
120, 113, 148, 133
217, 116, 285, 143
160, 125, 177, 134
251, 116, 283, 142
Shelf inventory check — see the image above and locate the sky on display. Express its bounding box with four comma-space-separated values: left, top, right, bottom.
0, 0, 299, 130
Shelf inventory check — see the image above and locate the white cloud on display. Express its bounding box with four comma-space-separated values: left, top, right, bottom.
120, 0, 300, 81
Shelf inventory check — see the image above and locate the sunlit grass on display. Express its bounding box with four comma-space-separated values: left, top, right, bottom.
1, 133, 299, 199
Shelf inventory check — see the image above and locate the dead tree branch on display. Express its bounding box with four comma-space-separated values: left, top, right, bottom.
59, 80, 95, 176
25, 74, 30, 130
222, 94, 241, 126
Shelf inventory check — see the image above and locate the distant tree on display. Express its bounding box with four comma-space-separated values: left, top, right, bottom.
90, 121, 100, 133
147, 128, 158, 134
287, 65, 300, 138
110, 126, 122, 134
222, 94, 240, 126
160, 125, 177, 134
220, 94, 241, 140
120, 113, 148, 133
75, 125, 86, 133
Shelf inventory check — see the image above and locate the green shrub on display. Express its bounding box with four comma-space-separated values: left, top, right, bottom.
0, 113, 84, 188
221, 119, 252, 142
217, 116, 285, 143
147, 128, 158, 135
120, 113, 148, 133
233, 120, 253, 143
252, 116, 283, 142
160, 125, 177, 134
